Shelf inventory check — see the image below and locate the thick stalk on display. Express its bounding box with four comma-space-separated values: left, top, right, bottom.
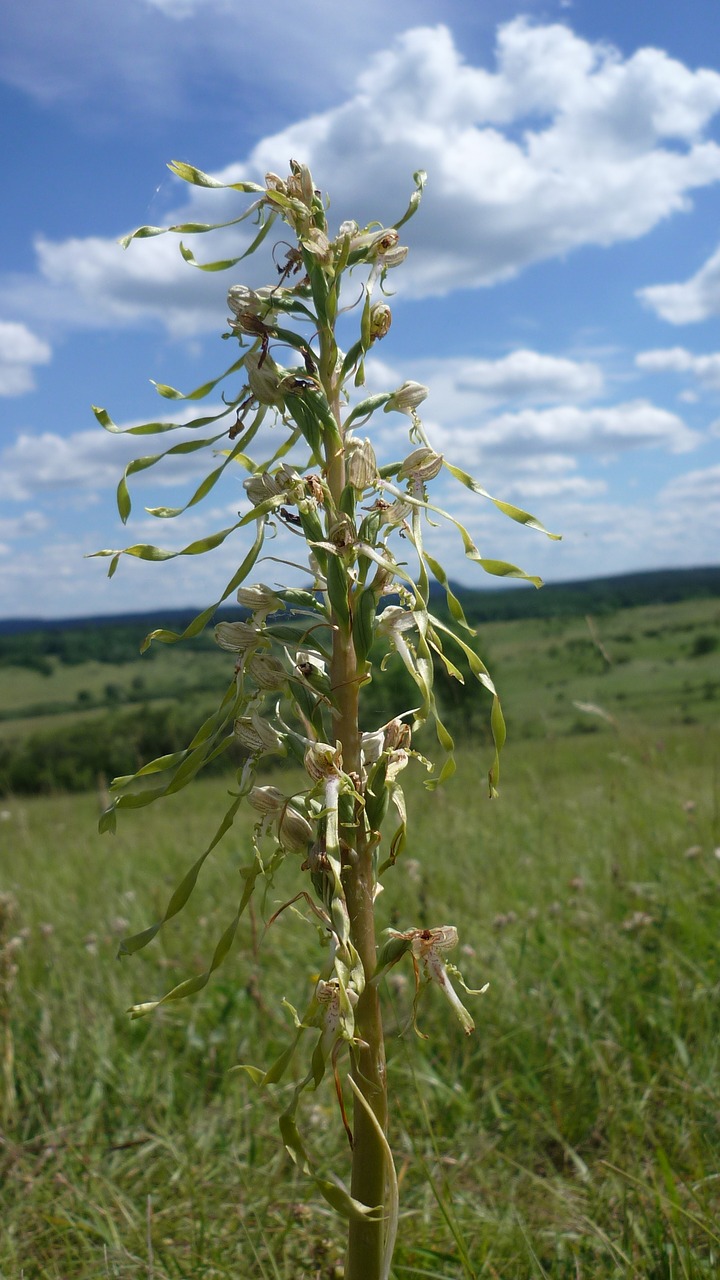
321, 335, 388, 1280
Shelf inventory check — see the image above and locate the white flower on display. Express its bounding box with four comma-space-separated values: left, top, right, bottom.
234, 713, 284, 755
398, 446, 443, 484
214, 620, 266, 653
384, 382, 429, 416
345, 436, 378, 492
236, 583, 283, 624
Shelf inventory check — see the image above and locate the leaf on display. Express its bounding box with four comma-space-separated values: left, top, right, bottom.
128, 898, 242, 1017
423, 552, 474, 633
427, 612, 496, 694
118, 794, 244, 956
150, 352, 250, 401
488, 695, 507, 799
89, 519, 244, 566
443, 459, 562, 540
178, 211, 277, 272
92, 403, 234, 437
115, 430, 228, 523
167, 160, 264, 192
140, 518, 265, 649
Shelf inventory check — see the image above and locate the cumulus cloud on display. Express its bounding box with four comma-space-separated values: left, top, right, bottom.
0, 321, 51, 395
365, 349, 604, 434
430, 399, 699, 461
636, 346, 720, 387
5, 19, 720, 336
433, 350, 604, 404
638, 244, 720, 323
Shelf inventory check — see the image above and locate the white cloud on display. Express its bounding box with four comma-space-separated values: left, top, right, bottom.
0, 321, 51, 395
637, 242, 720, 323
430, 399, 699, 460
660, 462, 720, 506
365, 349, 604, 430
432, 350, 604, 404
0, 399, 302, 505
636, 346, 720, 387
5, 19, 720, 337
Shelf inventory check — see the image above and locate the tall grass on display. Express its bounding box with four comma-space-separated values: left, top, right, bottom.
1, 721, 719, 1277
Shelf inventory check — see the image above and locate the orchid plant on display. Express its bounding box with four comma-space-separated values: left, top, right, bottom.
93, 159, 558, 1280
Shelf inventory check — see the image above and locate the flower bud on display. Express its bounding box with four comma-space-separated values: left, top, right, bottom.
345, 436, 377, 493
214, 620, 263, 653
369, 303, 392, 341
384, 381, 429, 416
245, 351, 285, 409
248, 785, 286, 816
248, 653, 288, 690
243, 471, 285, 507
236, 583, 283, 623
398, 446, 443, 484
234, 713, 284, 755
278, 804, 314, 852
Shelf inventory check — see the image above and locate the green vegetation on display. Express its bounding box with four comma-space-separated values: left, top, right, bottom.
1, 584, 718, 1275
1, 722, 718, 1277
1, 589, 718, 795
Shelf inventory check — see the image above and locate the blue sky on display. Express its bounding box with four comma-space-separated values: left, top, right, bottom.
1, 0, 719, 620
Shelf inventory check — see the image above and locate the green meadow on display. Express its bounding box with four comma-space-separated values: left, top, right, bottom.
1, 587, 719, 1277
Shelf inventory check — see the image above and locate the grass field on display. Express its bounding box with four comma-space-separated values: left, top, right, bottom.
1, 595, 719, 752
1, 685, 719, 1277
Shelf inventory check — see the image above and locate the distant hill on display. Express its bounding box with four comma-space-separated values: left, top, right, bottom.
1, 566, 719, 662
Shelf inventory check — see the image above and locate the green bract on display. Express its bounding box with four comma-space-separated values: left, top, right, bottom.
94, 158, 558, 1280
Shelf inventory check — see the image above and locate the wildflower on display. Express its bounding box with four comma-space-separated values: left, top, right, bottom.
243, 471, 287, 507
248, 785, 286, 815
304, 741, 343, 783
244, 351, 285, 409
377, 499, 411, 529
248, 653, 288, 691
383, 382, 429, 416
227, 285, 281, 330
383, 718, 411, 752
382, 925, 487, 1035
398, 446, 443, 484
236, 583, 283, 624
214, 620, 266, 654
302, 227, 333, 266
249, 785, 313, 852
408, 926, 485, 1035
345, 436, 377, 493
234, 713, 285, 755
368, 303, 392, 341
278, 805, 314, 853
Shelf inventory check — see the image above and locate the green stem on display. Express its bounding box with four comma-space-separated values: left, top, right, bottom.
320, 329, 388, 1280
